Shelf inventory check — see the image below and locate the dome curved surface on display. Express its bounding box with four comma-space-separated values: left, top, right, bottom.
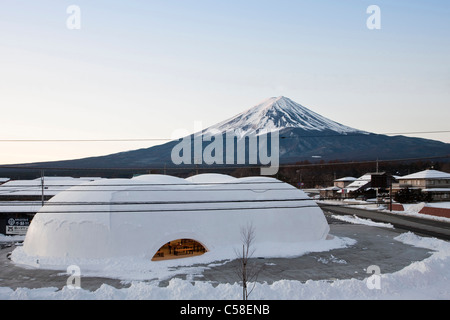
185, 173, 237, 183
21, 174, 330, 261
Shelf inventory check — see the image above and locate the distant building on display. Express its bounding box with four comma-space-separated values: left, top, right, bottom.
333, 177, 357, 189
0, 176, 102, 201
396, 169, 450, 201
397, 169, 450, 188
345, 173, 373, 194
370, 172, 398, 189
319, 186, 341, 199
319, 177, 358, 199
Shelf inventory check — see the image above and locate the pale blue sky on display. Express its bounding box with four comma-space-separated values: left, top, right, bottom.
0, 1, 449, 164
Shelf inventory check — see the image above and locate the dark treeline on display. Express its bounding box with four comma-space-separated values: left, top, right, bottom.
232, 159, 450, 189
0, 159, 449, 188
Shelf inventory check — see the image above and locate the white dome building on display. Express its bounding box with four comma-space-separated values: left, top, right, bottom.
18, 174, 330, 263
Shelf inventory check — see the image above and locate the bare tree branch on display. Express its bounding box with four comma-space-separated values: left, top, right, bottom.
235, 222, 263, 300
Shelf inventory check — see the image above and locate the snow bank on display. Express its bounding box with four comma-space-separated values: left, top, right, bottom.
330, 215, 394, 229
0, 233, 25, 243
403, 202, 427, 213
387, 202, 450, 223
2, 232, 450, 300
427, 202, 450, 209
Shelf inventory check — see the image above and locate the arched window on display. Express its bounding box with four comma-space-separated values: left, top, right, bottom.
152, 239, 207, 261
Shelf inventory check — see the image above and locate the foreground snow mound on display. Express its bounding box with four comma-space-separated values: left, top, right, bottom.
3, 232, 450, 300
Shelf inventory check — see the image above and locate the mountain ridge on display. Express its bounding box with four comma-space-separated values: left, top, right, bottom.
1, 96, 449, 174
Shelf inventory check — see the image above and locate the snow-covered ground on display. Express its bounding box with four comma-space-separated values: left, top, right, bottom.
0, 234, 25, 243
2, 200, 450, 300
1, 229, 450, 299
9, 236, 354, 282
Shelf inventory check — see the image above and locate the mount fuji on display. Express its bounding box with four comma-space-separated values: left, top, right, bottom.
4, 96, 450, 173
204, 96, 364, 135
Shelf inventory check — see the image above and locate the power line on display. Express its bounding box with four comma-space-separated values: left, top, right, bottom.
0, 199, 406, 213
0, 130, 448, 143
0, 198, 314, 207
0, 187, 295, 194
35, 203, 320, 214
0, 181, 286, 188
0, 187, 296, 194
376, 130, 450, 136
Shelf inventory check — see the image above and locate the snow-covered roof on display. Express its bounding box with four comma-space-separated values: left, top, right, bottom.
0, 177, 103, 197
19, 174, 330, 263
422, 188, 450, 192
398, 170, 450, 180
321, 186, 341, 191
345, 174, 372, 191
0, 201, 42, 213
334, 177, 357, 182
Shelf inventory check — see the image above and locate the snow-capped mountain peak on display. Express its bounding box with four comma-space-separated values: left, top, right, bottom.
204, 96, 363, 135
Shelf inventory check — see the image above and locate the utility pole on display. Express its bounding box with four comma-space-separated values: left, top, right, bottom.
376, 159, 379, 204
389, 183, 393, 212
40, 170, 45, 207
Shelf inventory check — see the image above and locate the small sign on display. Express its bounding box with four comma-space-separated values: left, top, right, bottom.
5, 218, 30, 235
6, 225, 28, 235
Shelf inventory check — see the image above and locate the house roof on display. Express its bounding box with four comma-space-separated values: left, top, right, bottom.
398, 170, 450, 180
0, 201, 42, 213
422, 188, 450, 192
334, 177, 357, 182
345, 174, 372, 192
321, 186, 341, 191
0, 177, 103, 197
